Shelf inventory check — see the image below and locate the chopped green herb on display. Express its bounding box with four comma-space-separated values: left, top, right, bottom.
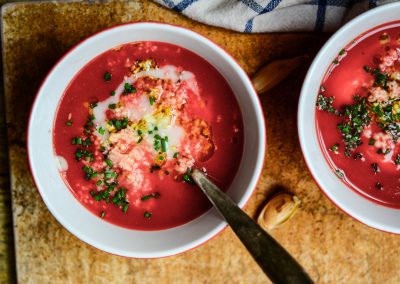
363, 65, 371, 73
110, 91, 115, 96
104, 72, 112, 81
161, 138, 167, 152
137, 129, 143, 135
100, 146, 106, 152
65, 120, 73, 126
122, 204, 129, 213
316, 94, 341, 116
320, 85, 326, 92
149, 97, 155, 105
183, 174, 194, 184
148, 130, 153, 134
154, 134, 162, 140
98, 127, 105, 135
100, 211, 105, 218
333, 59, 339, 64
141, 192, 160, 201
137, 137, 143, 144
150, 165, 161, 173
173, 152, 179, 158
144, 211, 152, 219
336, 96, 371, 157
108, 103, 117, 109
159, 156, 164, 160
371, 163, 380, 173
154, 126, 158, 131
339, 49, 346, 56
330, 144, 339, 152
123, 83, 137, 95
395, 154, 400, 165
97, 180, 102, 186
105, 159, 113, 167
368, 138, 375, 145
90, 102, 98, 108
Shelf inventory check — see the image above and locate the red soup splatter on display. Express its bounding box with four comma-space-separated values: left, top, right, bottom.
316, 21, 400, 208
53, 42, 244, 230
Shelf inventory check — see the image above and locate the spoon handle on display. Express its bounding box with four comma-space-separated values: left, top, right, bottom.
191, 170, 314, 284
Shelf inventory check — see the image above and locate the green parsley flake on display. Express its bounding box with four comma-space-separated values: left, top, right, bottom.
104, 72, 112, 81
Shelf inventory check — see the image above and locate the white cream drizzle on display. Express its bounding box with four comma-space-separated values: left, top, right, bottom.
92, 65, 195, 155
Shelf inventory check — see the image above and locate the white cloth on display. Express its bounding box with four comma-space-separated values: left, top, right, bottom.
153, 0, 397, 32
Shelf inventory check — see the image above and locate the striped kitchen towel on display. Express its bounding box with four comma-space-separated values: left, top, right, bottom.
153, 0, 397, 32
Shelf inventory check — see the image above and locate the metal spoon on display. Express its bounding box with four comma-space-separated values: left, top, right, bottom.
191, 169, 314, 284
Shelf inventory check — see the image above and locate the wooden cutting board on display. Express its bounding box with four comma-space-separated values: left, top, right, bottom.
3, 1, 400, 283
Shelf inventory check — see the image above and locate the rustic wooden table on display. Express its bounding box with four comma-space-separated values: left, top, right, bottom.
1, 1, 400, 283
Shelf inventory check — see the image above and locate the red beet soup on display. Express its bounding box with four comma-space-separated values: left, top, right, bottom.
53, 42, 244, 230
316, 21, 400, 208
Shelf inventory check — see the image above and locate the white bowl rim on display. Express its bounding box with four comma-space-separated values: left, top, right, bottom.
298, 2, 400, 234
27, 22, 267, 257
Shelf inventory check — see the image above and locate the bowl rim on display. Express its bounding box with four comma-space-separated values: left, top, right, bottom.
298, 2, 400, 234
27, 21, 267, 257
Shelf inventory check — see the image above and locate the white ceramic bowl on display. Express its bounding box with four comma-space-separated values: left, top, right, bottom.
299, 2, 400, 233
28, 23, 266, 257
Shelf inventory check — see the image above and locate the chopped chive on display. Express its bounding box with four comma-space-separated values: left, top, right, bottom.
137, 137, 143, 144
154, 126, 158, 131
395, 154, 400, 165
122, 204, 129, 213
333, 59, 339, 64
363, 65, 371, 73
110, 91, 115, 96
161, 138, 167, 152
368, 138, 375, 146
339, 49, 346, 56
159, 156, 164, 160
173, 152, 179, 158
371, 163, 380, 173
108, 103, 117, 109
154, 134, 162, 140
141, 192, 160, 201
148, 130, 153, 134
65, 120, 73, 126
100, 211, 105, 218
90, 102, 98, 108
100, 146, 106, 152
98, 127, 105, 135
330, 144, 339, 152
105, 159, 113, 167
104, 72, 112, 81
149, 97, 154, 105
183, 174, 194, 184
165, 136, 169, 142
97, 180, 102, 186
137, 129, 142, 135
144, 211, 152, 218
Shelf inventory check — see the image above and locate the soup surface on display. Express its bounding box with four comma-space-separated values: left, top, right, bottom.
53, 42, 244, 230
316, 21, 400, 208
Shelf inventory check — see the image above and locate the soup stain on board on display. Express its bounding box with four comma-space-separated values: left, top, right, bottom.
3, 1, 400, 284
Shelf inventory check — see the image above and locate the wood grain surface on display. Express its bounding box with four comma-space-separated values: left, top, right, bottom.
2, 1, 400, 283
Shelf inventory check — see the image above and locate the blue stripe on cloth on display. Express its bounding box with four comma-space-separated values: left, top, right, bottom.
240, 0, 264, 13
243, 0, 283, 33
310, 0, 352, 7
173, 0, 199, 12
244, 19, 254, 33
162, 0, 175, 8
314, 0, 327, 32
